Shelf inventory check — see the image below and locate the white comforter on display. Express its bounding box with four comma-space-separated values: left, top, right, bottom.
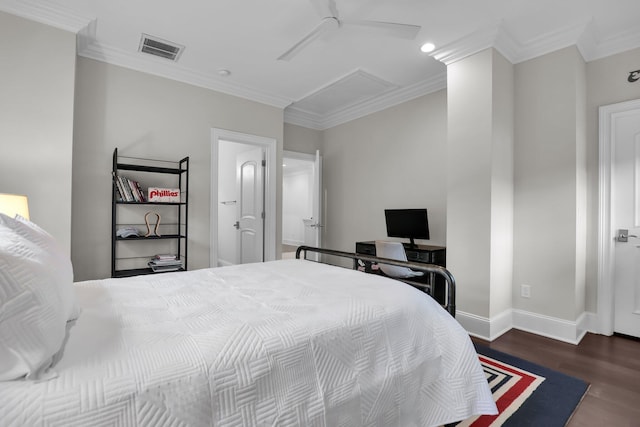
0, 259, 495, 426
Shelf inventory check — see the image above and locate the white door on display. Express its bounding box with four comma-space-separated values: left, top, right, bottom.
309, 150, 323, 247
301, 150, 323, 261
611, 106, 640, 337
236, 148, 264, 264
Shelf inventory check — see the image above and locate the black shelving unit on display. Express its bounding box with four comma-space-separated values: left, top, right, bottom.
111, 148, 189, 278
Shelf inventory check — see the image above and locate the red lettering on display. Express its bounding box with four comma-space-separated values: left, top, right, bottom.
149, 188, 179, 200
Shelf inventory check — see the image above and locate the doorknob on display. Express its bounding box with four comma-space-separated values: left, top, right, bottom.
617, 229, 638, 242
233, 221, 240, 229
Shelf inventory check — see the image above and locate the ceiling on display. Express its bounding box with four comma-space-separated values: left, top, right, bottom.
3, 0, 640, 129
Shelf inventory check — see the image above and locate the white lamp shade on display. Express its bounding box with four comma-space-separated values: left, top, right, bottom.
0, 193, 30, 220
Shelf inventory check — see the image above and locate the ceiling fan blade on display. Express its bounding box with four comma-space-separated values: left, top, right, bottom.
308, 0, 339, 18
278, 18, 338, 61
342, 20, 421, 40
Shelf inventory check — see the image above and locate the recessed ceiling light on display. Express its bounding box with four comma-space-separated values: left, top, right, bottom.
217, 69, 231, 77
420, 42, 435, 53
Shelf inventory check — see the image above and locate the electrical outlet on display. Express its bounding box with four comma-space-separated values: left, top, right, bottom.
521, 284, 531, 298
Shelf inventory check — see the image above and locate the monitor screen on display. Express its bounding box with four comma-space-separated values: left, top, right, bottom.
384, 209, 430, 246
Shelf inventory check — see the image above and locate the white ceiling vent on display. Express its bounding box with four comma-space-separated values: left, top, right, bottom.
138, 34, 184, 61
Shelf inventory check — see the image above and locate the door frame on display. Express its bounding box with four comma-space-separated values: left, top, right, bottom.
597, 98, 640, 335
211, 128, 276, 267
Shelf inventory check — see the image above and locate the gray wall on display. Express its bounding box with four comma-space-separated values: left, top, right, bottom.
7, 7, 640, 338
283, 123, 323, 154
513, 46, 587, 321
72, 58, 284, 281
321, 92, 448, 253
300, 45, 640, 337
0, 12, 76, 254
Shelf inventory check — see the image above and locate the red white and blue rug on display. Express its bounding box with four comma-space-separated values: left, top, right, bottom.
456, 345, 589, 427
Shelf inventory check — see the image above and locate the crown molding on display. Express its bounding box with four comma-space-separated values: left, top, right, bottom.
0, 0, 92, 32
294, 20, 640, 131
492, 24, 521, 63
1, 0, 292, 109
507, 19, 593, 63
6, 1, 640, 129
575, 20, 599, 61
586, 25, 640, 61
431, 18, 640, 67
78, 42, 292, 109
429, 20, 594, 65
282, 108, 325, 130
284, 72, 446, 130
429, 24, 503, 65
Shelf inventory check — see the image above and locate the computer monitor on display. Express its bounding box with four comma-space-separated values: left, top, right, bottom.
384, 208, 430, 248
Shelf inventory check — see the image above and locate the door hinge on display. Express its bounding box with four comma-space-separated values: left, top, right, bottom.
261, 160, 266, 167
261, 211, 265, 219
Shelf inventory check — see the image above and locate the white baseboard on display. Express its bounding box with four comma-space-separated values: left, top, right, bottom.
455, 311, 492, 341
457, 308, 595, 345
217, 259, 233, 267
512, 309, 587, 344
456, 309, 512, 342
581, 311, 610, 336
282, 239, 303, 247
489, 309, 513, 340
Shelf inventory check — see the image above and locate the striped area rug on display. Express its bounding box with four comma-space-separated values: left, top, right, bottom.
456, 345, 589, 427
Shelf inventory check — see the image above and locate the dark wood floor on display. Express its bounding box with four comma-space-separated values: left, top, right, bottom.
472, 330, 640, 426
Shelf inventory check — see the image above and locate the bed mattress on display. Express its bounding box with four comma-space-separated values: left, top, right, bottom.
0, 259, 495, 426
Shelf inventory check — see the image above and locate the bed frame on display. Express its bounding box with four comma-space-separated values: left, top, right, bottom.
295, 246, 456, 317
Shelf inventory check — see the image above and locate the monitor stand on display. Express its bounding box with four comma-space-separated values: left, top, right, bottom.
407, 237, 417, 249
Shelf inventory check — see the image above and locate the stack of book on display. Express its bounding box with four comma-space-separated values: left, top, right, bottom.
113, 172, 146, 202
148, 254, 183, 272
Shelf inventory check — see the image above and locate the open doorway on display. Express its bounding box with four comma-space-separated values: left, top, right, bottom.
211, 129, 276, 267
282, 150, 323, 259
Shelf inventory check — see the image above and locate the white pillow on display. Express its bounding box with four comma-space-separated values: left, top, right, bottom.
0, 214, 70, 380
13, 215, 80, 321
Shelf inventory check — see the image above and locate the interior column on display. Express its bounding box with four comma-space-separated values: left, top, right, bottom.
446, 48, 514, 337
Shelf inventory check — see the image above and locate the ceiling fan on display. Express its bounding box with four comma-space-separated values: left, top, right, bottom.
277, 0, 421, 61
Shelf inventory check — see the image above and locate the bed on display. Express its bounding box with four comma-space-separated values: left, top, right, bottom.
0, 214, 496, 426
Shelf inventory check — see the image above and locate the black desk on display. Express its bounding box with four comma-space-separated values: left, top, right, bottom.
355, 241, 446, 302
